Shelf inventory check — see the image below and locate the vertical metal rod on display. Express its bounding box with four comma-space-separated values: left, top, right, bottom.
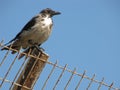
0, 43, 13, 66
9, 57, 27, 90
42, 61, 58, 90
97, 77, 104, 90
64, 68, 76, 90
108, 82, 114, 90
75, 70, 86, 90
86, 74, 96, 90
0, 52, 19, 87
0, 40, 4, 47
53, 64, 68, 90
0, 49, 10, 66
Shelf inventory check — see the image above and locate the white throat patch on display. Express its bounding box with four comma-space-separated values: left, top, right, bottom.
43, 16, 52, 26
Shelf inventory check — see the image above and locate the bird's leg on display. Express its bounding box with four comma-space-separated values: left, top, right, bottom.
38, 44, 45, 51
39, 47, 45, 51
34, 45, 41, 51
28, 40, 45, 53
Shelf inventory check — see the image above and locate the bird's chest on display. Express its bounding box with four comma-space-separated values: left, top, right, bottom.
41, 17, 53, 30
20, 17, 53, 45
42, 17, 52, 26
30, 18, 53, 43
39, 17, 53, 38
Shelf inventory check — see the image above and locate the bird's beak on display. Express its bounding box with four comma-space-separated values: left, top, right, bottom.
52, 11, 61, 16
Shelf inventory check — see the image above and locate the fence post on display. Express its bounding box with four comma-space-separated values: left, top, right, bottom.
12, 48, 49, 90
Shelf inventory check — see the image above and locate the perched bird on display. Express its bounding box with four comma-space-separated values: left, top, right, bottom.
1, 8, 61, 54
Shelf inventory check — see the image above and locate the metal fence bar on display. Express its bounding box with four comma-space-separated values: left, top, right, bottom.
53, 64, 68, 90
108, 82, 114, 90
0, 42, 17, 66
0, 40, 3, 47
42, 61, 58, 90
0, 50, 19, 87
86, 74, 96, 90
64, 68, 76, 90
97, 77, 104, 90
0, 77, 32, 90
0, 48, 10, 66
9, 56, 27, 90
101, 81, 119, 90
75, 70, 86, 90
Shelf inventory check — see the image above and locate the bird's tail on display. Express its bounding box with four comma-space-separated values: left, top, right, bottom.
1, 39, 14, 51
1, 44, 21, 54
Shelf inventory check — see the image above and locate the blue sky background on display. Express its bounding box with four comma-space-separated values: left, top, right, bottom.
0, 0, 120, 90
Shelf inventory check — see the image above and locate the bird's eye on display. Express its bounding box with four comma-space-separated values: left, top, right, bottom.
41, 14, 46, 17
47, 10, 50, 13
41, 19, 44, 21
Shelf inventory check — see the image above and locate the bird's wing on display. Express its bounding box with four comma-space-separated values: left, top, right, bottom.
5, 15, 40, 45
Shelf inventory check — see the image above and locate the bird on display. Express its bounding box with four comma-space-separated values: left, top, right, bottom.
1, 8, 61, 54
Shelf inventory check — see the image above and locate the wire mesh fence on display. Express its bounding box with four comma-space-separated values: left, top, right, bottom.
0, 40, 120, 90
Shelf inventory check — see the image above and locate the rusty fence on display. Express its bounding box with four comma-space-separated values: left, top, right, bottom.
0, 40, 120, 90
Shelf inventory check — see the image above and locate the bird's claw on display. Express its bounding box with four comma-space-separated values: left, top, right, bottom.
34, 45, 45, 53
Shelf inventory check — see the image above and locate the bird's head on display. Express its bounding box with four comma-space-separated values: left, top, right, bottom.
40, 8, 61, 17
